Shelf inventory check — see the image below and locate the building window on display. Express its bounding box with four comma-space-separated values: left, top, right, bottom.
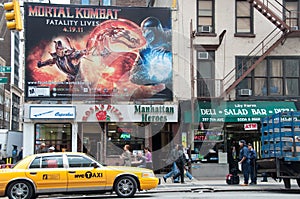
196, 51, 215, 97
35, 123, 72, 153
237, 57, 300, 97
236, 0, 253, 34
106, 123, 145, 156
285, 59, 300, 95
11, 93, 20, 131
102, 0, 111, 6
197, 0, 214, 33
284, 0, 299, 27
81, 0, 90, 5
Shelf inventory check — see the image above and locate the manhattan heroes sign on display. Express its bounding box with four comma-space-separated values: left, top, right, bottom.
191, 101, 296, 123
77, 104, 178, 122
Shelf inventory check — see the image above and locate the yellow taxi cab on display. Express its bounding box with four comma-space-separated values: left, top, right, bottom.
0, 152, 159, 199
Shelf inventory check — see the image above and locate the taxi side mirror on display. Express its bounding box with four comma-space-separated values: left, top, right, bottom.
92, 162, 99, 168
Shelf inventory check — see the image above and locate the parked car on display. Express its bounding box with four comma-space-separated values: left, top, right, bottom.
0, 152, 159, 199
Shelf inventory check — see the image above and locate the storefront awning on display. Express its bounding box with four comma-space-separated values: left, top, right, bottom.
184, 101, 296, 123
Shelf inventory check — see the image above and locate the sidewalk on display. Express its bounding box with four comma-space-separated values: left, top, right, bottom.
149, 174, 300, 193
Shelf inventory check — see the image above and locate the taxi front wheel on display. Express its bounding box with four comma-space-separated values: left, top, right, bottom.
114, 176, 137, 198
7, 181, 34, 199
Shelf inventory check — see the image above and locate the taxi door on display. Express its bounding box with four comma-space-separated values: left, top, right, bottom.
66, 155, 107, 192
25, 155, 68, 193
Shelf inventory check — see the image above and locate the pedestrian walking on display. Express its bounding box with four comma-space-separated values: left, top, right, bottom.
172, 144, 186, 183
131, 151, 146, 168
162, 145, 180, 183
238, 140, 250, 186
48, 146, 56, 152
248, 143, 257, 185
12, 145, 18, 164
120, 144, 132, 166
261, 172, 268, 182
17, 147, 23, 162
0, 144, 3, 164
144, 147, 153, 169
183, 148, 194, 180
36, 143, 48, 153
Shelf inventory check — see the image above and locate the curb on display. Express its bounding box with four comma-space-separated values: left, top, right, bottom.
153, 175, 300, 194
144, 186, 300, 194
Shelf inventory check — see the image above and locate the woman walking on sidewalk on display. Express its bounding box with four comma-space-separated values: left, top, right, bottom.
120, 144, 132, 167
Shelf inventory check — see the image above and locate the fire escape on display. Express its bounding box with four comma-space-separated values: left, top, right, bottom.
221, 0, 300, 99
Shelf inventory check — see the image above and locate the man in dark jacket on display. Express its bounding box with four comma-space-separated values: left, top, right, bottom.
239, 140, 250, 186
172, 144, 186, 183
248, 143, 257, 185
162, 145, 179, 183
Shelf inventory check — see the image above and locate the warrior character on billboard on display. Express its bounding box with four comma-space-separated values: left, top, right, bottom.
37, 38, 87, 92
130, 17, 172, 86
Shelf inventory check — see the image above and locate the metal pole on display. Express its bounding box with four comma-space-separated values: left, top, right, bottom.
190, 19, 195, 149
2, 85, 4, 129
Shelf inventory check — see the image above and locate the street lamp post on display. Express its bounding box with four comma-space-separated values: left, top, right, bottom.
190, 19, 195, 150
2, 85, 5, 129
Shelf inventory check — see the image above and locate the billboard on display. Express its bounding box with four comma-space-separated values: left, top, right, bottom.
24, 3, 172, 101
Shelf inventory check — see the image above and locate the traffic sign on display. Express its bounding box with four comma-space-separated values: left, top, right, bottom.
0, 66, 11, 73
0, 77, 8, 84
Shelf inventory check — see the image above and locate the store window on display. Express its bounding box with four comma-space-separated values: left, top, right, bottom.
197, 0, 214, 33
35, 123, 72, 153
107, 123, 145, 156
236, 0, 253, 34
192, 127, 224, 163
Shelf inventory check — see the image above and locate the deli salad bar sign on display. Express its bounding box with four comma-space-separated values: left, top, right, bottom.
198, 101, 296, 123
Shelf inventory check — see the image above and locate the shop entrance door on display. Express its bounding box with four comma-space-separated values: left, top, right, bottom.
152, 128, 172, 173
226, 131, 261, 173
79, 123, 103, 162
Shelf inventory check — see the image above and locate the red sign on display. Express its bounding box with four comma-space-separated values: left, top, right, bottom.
244, 123, 258, 130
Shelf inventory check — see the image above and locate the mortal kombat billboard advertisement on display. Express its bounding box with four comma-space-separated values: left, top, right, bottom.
24, 3, 172, 101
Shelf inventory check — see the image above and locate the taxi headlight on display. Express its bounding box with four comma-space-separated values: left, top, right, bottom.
142, 172, 155, 178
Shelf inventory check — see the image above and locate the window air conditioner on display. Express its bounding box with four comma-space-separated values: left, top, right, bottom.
200, 25, 212, 33
291, 26, 299, 30
197, 52, 209, 59
239, 89, 252, 96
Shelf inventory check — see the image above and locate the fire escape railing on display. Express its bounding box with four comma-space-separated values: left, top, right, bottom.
249, 0, 291, 30
221, 28, 284, 98
220, 0, 292, 98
